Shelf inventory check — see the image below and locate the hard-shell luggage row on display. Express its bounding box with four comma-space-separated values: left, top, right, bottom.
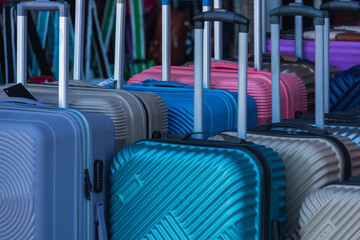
1, 0, 360, 239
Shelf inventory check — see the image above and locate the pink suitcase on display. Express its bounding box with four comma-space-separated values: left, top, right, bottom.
127, 62, 307, 125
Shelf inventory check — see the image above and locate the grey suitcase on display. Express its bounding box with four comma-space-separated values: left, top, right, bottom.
71, 0, 168, 140
220, 5, 360, 239
0, 0, 168, 151
298, 177, 360, 239
0, 2, 115, 239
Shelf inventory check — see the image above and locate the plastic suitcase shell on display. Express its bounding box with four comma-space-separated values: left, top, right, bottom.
0, 99, 115, 240
298, 181, 360, 239
124, 84, 240, 134
127, 65, 306, 125
109, 139, 286, 240
223, 5, 360, 239
222, 128, 360, 239
330, 66, 360, 112
266, 38, 359, 72
0, 83, 148, 151
109, 9, 286, 239
14, 80, 169, 141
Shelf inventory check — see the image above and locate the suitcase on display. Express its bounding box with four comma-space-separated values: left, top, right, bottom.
336, 31, 360, 41
221, 6, 360, 238
127, 0, 306, 125
0, 0, 168, 151
266, 39, 360, 72
0, 2, 116, 239
111, 0, 246, 133
298, 177, 360, 239
321, 2, 360, 112
5, 81, 169, 144
109, 12, 287, 239
330, 65, 360, 112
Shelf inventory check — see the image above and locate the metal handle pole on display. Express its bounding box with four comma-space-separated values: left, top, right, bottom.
194, 28, 204, 134
238, 32, 248, 140
59, 16, 69, 108
73, 0, 85, 81
295, 0, 303, 58
214, 0, 223, 60
114, 0, 126, 89
16, 15, 27, 85
254, 0, 262, 70
203, 5, 211, 88
162, 3, 171, 81
271, 23, 281, 123
324, 17, 330, 113
315, 24, 325, 128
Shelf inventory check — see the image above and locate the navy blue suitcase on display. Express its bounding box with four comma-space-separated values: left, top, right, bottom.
108, 12, 286, 240
323, 2, 360, 112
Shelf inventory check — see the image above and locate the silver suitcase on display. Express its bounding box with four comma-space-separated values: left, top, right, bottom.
298, 178, 360, 239
221, 5, 360, 239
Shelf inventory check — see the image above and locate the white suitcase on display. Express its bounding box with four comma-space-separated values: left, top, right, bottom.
298, 177, 360, 239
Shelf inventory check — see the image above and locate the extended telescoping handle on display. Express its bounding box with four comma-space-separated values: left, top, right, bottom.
320, 1, 360, 113
114, 0, 126, 89
161, 0, 212, 85
73, 0, 85, 81
17, 1, 70, 108
193, 11, 250, 140
270, 5, 325, 128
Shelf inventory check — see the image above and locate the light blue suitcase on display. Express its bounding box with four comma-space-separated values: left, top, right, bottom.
109, 12, 286, 240
0, 2, 115, 239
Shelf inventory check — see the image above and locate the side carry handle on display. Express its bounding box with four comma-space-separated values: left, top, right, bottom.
254, 122, 329, 136
193, 11, 249, 140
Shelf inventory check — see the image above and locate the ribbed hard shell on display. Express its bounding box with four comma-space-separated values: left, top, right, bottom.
0, 84, 146, 151
325, 124, 360, 148
128, 65, 306, 124
109, 141, 286, 240
252, 62, 315, 113
330, 67, 360, 112
126, 91, 168, 138
124, 85, 238, 134
299, 185, 360, 239
0, 129, 36, 240
331, 134, 360, 176
223, 131, 344, 239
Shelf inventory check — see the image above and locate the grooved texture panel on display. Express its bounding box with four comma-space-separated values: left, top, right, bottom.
299, 185, 360, 239
109, 141, 263, 240
0, 130, 36, 240
224, 131, 343, 239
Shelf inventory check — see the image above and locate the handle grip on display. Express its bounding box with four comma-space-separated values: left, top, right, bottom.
162, 0, 211, 6
140, 79, 192, 88
17, 1, 69, 17
253, 122, 329, 136
194, 11, 250, 32
321, 1, 360, 12
270, 5, 324, 25
170, 132, 246, 144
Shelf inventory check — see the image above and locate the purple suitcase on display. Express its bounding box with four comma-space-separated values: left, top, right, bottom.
0, 2, 115, 239
266, 38, 360, 72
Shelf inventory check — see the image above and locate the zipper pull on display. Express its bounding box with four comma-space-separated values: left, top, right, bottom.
84, 169, 94, 200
